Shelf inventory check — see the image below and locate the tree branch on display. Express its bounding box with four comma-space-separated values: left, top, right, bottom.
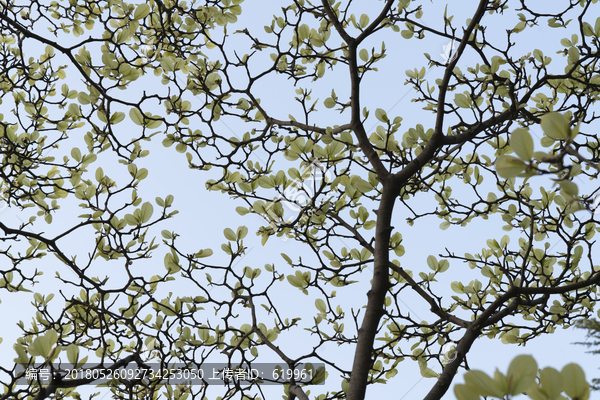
32, 354, 142, 400
289, 384, 310, 400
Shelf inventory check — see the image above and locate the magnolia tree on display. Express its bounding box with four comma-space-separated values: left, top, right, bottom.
1, 0, 600, 399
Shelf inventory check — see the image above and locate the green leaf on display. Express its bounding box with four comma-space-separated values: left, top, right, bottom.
110, 112, 125, 124
161, 56, 175, 72
495, 155, 526, 179
28, 330, 57, 358
454, 384, 481, 400
538, 367, 563, 400
359, 49, 369, 62
77, 92, 90, 105
426, 255, 438, 271
454, 93, 471, 108
236, 206, 249, 215
324, 98, 336, 108
353, 178, 372, 194
298, 24, 310, 41
146, 117, 163, 129
81, 153, 97, 164
97, 110, 108, 122
281, 253, 293, 265
315, 299, 326, 313
401, 30, 413, 39
136, 168, 148, 180
68, 103, 80, 116
358, 14, 370, 28
164, 252, 180, 274
464, 370, 504, 397
237, 226, 248, 240
129, 108, 145, 126
562, 364, 590, 400
287, 274, 303, 288
419, 365, 439, 378
559, 180, 578, 198
583, 22, 594, 37
134, 3, 150, 20
71, 147, 82, 162
14, 344, 30, 364
66, 344, 79, 365
195, 249, 213, 258
507, 355, 537, 395
224, 228, 237, 241
124, 213, 138, 226
205, 72, 221, 90
438, 260, 450, 273
510, 128, 534, 160
451, 281, 464, 294
140, 202, 153, 223
514, 20, 526, 33
375, 108, 388, 123
541, 112, 570, 140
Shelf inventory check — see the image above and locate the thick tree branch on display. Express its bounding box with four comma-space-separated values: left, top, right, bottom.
289, 384, 310, 400
423, 326, 481, 400
346, 186, 395, 400
320, 0, 354, 45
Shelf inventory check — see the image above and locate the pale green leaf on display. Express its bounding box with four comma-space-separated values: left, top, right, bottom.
324, 98, 336, 108
507, 355, 538, 395
237, 226, 248, 240
454, 93, 471, 108
315, 298, 327, 313
134, 3, 150, 20
562, 364, 589, 400
66, 344, 79, 365
359, 14, 370, 28
353, 178, 372, 194
540, 112, 570, 140
224, 228, 237, 241
129, 108, 145, 126
454, 384, 481, 400
28, 330, 57, 358
71, 147, 82, 162
495, 155, 526, 179
236, 206, 249, 215
419, 366, 439, 378
375, 108, 388, 123
538, 367, 563, 400
510, 128, 534, 160
427, 255, 438, 271
401, 30, 413, 39
464, 370, 504, 397
140, 202, 153, 223
359, 49, 369, 62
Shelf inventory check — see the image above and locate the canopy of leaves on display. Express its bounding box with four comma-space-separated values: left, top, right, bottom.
1, 0, 600, 400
